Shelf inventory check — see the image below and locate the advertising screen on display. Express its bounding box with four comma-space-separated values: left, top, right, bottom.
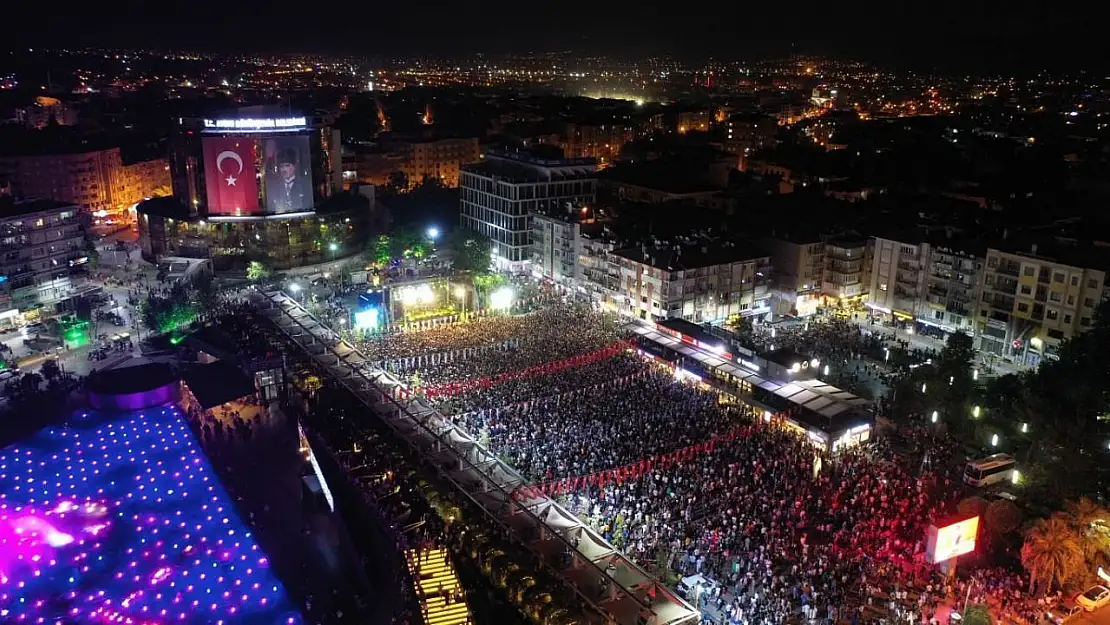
926, 515, 979, 563
262, 135, 314, 214
203, 136, 261, 215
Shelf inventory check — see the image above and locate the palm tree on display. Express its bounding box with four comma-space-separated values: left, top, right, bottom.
1021, 514, 1086, 594
1066, 497, 1110, 570
963, 604, 993, 625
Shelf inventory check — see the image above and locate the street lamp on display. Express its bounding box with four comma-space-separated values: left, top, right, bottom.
991, 433, 999, 447
328, 242, 339, 252
289, 283, 302, 294
931, 410, 938, 423
426, 226, 440, 241
972, 405, 981, 418
921, 382, 927, 393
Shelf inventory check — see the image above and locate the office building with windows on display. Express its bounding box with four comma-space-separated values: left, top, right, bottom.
460, 148, 596, 272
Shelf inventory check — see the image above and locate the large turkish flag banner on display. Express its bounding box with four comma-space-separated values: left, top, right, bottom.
203, 136, 259, 215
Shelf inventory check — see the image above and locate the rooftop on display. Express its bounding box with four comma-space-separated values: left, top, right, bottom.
611, 240, 769, 271
463, 150, 597, 184
0, 197, 81, 219
183, 360, 257, 410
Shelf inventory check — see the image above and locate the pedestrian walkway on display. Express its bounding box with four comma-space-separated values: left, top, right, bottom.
405, 547, 472, 625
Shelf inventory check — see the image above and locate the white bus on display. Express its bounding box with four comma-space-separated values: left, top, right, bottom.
963, 453, 1017, 487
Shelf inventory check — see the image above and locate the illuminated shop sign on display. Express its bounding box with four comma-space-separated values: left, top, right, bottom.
203, 117, 306, 130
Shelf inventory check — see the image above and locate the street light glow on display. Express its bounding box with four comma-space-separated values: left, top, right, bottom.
490, 286, 515, 310
426, 226, 440, 241
328, 242, 338, 252
289, 283, 301, 293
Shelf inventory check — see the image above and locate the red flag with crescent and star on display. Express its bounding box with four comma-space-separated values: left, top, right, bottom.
203, 137, 259, 215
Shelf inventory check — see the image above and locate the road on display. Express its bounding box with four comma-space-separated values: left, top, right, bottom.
848, 316, 1027, 379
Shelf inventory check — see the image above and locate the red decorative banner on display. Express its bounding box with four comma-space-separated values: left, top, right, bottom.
424, 339, 635, 399
512, 422, 793, 502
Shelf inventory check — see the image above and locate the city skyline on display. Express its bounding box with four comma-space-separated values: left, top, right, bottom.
5, 0, 1099, 72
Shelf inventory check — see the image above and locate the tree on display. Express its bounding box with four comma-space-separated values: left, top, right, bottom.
40, 359, 61, 383
20, 372, 43, 395
1065, 498, 1110, 571
246, 261, 271, 282
1021, 514, 1086, 594
449, 230, 491, 273
386, 170, 409, 193
984, 499, 1023, 537
962, 604, 993, 625
370, 234, 392, 266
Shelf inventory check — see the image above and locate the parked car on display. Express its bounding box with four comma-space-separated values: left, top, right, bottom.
1046, 602, 1082, 624
1076, 585, 1110, 612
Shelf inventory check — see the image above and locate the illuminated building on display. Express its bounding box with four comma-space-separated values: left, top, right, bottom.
761, 235, 825, 318
0, 405, 302, 623
923, 246, 981, 335
399, 137, 480, 188
460, 148, 596, 271
976, 244, 1107, 366
530, 207, 587, 286
139, 108, 370, 270
0, 198, 90, 314
559, 123, 632, 166
22, 96, 78, 129
866, 235, 930, 323
725, 113, 778, 158
676, 109, 712, 134
821, 239, 869, 305
606, 242, 772, 322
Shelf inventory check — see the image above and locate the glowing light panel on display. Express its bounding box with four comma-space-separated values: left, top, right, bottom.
0, 406, 302, 624
926, 515, 979, 563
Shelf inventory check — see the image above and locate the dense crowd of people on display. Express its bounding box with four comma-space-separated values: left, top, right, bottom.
195, 288, 1056, 625
366, 301, 628, 386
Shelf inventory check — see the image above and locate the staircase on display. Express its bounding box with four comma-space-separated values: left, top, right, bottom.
405, 547, 472, 625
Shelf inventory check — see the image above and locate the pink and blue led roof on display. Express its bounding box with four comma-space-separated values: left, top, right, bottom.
0, 405, 303, 624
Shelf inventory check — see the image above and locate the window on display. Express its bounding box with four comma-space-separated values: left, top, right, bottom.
1081, 317, 1091, 326
1019, 285, 1032, 295
1064, 314, 1073, 324
934, 310, 944, 320
1088, 278, 1099, 289
1023, 266, 1035, 276
1047, 309, 1059, 321
1049, 291, 1061, 302
1067, 295, 1076, 305
1017, 303, 1029, 313
879, 283, 888, 291
1053, 272, 1065, 283
1071, 275, 1080, 287
1084, 297, 1095, 308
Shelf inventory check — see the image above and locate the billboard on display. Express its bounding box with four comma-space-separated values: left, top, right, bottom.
203, 136, 261, 215
926, 515, 979, 563
262, 136, 313, 214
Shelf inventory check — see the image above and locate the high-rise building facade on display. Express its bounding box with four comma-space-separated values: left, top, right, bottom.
460, 149, 596, 271
530, 210, 584, 286
977, 245, 1106, 366
0, 148, 169, 221
607, 243, 772, 322
821, 239, 869, 306
867, 235, 931, 322
923, 246, 982, 334
0, 199, 90, 312
401, 137, 480, 188
762, 235, 825, 317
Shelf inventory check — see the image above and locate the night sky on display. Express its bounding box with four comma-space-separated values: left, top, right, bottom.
7, 0, 1094, 71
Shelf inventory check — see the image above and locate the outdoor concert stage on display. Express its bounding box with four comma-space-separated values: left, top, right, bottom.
0, 405, 303, 624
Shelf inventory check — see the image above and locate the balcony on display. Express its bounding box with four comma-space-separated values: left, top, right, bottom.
994, 263, 1020, 277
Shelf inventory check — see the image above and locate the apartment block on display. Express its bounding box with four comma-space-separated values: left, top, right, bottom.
762, 235, 825, 317
606, 242, 772, 322
867, 235, 931, 321
530, 208, 585, 286
977, 244, 1106, 366
821, 239, 869, 305
0, 198, 90, 312
923, 246, 982, 334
